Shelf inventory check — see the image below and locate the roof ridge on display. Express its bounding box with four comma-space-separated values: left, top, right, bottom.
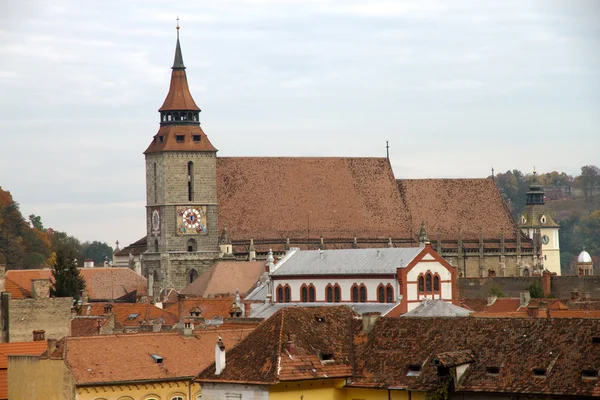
276, 307, 286, 381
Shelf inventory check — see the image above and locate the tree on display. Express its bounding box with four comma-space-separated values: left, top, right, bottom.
51, 249, 86, 300
28, 214, 44, 230
48, 230, 82, 267
527, 282, 544, 299
580, 165, 600, 201
81, 241, 113, 264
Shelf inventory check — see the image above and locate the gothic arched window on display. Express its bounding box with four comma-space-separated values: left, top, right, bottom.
284, 286, 291, 303
301, 286, 308, 302
308, 285, 315, 302
386, 285, 394, 303
378, 285, 385, 303
187, 161, 194, 201
276, 286, 283, 303
187, 238, 197, 252
359, 285, 367, 302
326, 285, 333, 303
426, 274, 432, 292
351, 285, 359, 302
334, 285, 341, 303
418, 276, 424, 293
433, 275, 440, 292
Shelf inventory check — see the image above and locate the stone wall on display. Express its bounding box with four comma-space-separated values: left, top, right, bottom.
458, 276, 542, 298
2, 294, 72, 342
458, 275, 600, 299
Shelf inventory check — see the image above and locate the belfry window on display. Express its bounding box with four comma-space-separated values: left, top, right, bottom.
193, 135, 201, 142
187, 161, 194, 201
187, 238, 197, 252
176, 135, 185, 143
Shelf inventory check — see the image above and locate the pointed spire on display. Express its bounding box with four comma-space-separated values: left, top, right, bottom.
173, 17, 186, 70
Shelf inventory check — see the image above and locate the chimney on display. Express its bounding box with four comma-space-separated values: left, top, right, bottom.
33, 330, 45, 341
362, 312, 380, 332
182, 319, 194, 337
152, 319, 163, 332
376, 249, 381, 258
104, 303, 113, 314
84, 259, 94, 268
285, 334, 297, 356
81, 290, 89, 305
571, 289, 580, 301
177, 294, 186, 318
527, 306, 539, 318
519, 290, 531, 307
31, 279, 51, 299
248, 238, 256, 261
487, 295, 497, 307
583, 292, 592, 301
215, 337, 226, 375
541, 271, 551, 297
319, 249, 324, 259
47, 339, 58, 358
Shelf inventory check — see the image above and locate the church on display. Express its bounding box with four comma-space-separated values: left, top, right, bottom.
122, 26, 559, 292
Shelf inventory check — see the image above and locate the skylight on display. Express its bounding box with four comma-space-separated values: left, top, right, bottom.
127, 313, 139, 320
406, 365, 422, 376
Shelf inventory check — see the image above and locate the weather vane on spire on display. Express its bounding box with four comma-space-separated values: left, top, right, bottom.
176, 16, 180, 30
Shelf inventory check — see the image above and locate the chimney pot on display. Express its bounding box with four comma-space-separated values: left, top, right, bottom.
33, 330, 45, 341
215, 337, 227, 375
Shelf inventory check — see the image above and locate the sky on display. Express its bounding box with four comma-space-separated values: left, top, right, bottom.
0, 0, 599, 250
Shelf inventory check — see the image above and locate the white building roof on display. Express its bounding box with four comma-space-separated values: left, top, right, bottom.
577, 250, 593, 263
400, 299, 472, 317
271, 247, 423, 276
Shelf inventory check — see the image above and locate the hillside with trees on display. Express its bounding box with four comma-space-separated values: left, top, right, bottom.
491, 165, 600, 273
0, 186, 113, 270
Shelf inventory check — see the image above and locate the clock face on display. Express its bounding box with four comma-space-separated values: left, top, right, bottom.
541, 235, 549, 245
176, 205, 207, 235
182, 208, 201, 229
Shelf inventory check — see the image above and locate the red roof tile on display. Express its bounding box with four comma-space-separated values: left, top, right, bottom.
396, 178, 520, 241
64, 330, 250, 385
82, 302, 179, 328
164, 297, 237, 319
180, 261, 265, 297
217, 157, 411, 241
4, 268, 147, 301
197, 306, 359, 384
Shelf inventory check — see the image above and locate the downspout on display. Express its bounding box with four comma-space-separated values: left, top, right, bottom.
388, 389, 391, 400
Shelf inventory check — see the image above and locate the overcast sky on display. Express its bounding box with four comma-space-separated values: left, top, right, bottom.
0, 0, 599, 250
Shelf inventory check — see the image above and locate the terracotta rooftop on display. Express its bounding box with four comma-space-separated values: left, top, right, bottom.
71, 316, 110, 337
4, 268, 147, 300
81, 302, 179, 328
164, 297, 237, 320
197, 306, 359, 384
352, 317, 600, 396
158, 68, 199, 112
63, 330, 250, 385
396, 178, 520, 241
180, 261, 265, 297
144, 124, 217, 154
0, 340, 47, 399
217, 157, 411, 243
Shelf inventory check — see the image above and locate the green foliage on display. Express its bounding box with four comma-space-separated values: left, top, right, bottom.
28, 214, 44, 230
0, 187, 52, 269
51, 249, 86, 300
489, 287, 505, 298
426, 377, 451, 400
82, 241, 113, 264
580, 165, 600, 201
527, 282, 544, 299
49, 230, 83, 266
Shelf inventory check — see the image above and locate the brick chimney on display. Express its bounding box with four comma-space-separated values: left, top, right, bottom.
285, 334, 297, 356
541, 271, 552, 297
583, 292, 592, 301
31, 279, 50, 299
33, 330, 45, 341
571, 289, 580, 301
362, 312, 380, 332
215, 336, 226, 375
47, 339, 58, 358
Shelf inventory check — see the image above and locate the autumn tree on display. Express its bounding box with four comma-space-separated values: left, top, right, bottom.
580, 165, 600, 201
51, 249, 86, 300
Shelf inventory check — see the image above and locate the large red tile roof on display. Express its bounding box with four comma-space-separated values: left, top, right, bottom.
180, 261, 265, 297
352, 317, 600, 396
217, 157, 411, 242
63, 330, 250, 385
197, 306, 359, 384
0, 340, 47, 399
396, 178, 520, 241
4, 268, 147, 301
82, 302, 179, 328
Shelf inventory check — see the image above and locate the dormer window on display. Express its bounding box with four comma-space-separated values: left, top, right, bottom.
320, 353, 334, 362
486, 366, 500, 375
540, 215, 547, 224
521, 216, 527, 224
184, 322, 191, 329
406, 365, 422, 376
176, 135, 185, 143
582, 369, 598, 379
193, 135, 201, 142
533, 368, 547, 377
151, 354, 163, 364
159, 136, 164, 143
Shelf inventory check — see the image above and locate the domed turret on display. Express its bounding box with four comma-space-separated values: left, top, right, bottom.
577, 249, 592, 264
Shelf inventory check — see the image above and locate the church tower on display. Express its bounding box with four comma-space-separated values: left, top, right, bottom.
142, 24, 219, 292
519, 171, 561, 275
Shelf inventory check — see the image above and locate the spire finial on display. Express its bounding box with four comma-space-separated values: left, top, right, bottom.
172, 17, 185, 69
386, 141, 389, 159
